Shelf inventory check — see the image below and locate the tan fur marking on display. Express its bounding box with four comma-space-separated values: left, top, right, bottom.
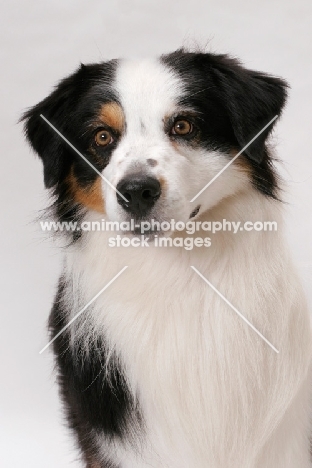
68, 171, 105, 213
99, 102, 124, 133
231, 148, 251, 175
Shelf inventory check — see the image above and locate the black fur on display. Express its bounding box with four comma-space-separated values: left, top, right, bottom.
50, 277, 142, 467
22, 61, 119, 188
22, 60, 120, 237
22, 50, 287, 233
162, 49, 288, 198
22, 49, 288, 466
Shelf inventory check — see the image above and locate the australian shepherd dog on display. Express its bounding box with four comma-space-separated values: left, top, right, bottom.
23, 49, 311, 467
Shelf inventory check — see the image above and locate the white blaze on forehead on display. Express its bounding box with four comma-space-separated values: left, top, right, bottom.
115, 58, 184, 133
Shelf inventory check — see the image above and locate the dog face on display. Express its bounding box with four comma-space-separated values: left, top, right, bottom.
23, 49, 287, 235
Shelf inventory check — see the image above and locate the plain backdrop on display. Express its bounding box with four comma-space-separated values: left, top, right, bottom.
1, 1, 312, 466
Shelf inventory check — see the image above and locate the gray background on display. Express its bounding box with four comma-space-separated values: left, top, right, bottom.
1, 1, 312, 466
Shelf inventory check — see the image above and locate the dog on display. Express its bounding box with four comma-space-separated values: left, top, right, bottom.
23, 49, 312, 467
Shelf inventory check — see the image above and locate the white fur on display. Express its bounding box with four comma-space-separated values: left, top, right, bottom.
104, 58, 248, 229
64, 58, 312, 467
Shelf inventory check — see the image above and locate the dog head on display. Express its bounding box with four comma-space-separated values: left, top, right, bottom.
22, 49, 287, 235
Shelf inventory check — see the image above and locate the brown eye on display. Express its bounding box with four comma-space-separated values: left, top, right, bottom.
95, 129, 113, 147
172, 119, 193, 136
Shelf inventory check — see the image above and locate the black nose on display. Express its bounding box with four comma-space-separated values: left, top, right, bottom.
116, 176, 161, 216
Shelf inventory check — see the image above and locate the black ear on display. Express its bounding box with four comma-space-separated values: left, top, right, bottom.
21, 64, 93, 188
214, 59, 288, 162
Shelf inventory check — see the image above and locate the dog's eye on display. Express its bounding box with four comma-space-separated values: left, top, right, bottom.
171, 119, 193, 136
95, 129, 113, 147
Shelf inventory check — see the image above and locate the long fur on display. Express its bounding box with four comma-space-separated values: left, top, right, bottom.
23, 49, 312, 467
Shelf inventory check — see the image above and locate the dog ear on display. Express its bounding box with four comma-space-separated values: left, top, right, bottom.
213, 59, 288, 163
21, 64, 92, 188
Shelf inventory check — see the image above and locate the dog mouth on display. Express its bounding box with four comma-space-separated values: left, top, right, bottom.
125, 224, 169, 238
112, 215, 172, 238
115, 205, 202, 238
189, 205, 201, 219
